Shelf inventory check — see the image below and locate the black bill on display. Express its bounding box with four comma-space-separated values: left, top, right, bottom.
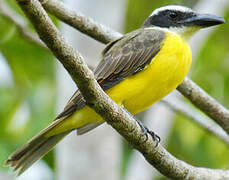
183, 13, 225, 27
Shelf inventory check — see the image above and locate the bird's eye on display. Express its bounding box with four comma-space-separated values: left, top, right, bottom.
168, 12, 178, 19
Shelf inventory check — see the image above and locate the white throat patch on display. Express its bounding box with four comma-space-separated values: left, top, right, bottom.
168, 26, 201, 40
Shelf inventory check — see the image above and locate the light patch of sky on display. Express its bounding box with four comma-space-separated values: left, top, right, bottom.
0, 53, 13, 87
15, 161, 53, 180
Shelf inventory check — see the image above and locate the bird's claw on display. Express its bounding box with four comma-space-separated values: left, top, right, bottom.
146, 129, 160, 147
135, 118, 160, 147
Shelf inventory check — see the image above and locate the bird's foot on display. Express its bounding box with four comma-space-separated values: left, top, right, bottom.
135, 118, 160, 147
123, 108, 160, 147
145, 128, 160, 147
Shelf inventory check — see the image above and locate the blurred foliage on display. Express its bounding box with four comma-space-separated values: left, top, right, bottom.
122, 0, 229, 180
0, 0, 56, 172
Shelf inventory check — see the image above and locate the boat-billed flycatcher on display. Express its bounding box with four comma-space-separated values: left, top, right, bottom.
5, 5, 225, 175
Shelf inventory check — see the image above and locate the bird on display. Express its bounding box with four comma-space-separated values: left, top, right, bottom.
5, 5, 225, 175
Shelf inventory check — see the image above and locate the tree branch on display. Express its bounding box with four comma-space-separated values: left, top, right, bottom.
15, 0, 229, 179
162, 98, 229, 146
39, 0, 122, 44
177, 78, 229, 134
0, 0, 47, 49
40, 0, 229, 135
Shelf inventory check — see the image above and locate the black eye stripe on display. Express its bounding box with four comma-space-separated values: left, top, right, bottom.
142, 9, 196, 28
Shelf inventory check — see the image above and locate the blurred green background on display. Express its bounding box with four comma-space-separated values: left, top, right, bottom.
0, 0, 229, 179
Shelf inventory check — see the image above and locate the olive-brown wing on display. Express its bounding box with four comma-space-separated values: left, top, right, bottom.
56, 28, 165, 119
95, 29, 165, 90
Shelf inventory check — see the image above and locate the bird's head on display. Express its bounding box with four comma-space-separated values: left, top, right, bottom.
143, 5, 225, 40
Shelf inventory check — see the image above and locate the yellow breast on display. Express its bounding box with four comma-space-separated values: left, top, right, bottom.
47, 30, 192, 136
107, 30, 192, 114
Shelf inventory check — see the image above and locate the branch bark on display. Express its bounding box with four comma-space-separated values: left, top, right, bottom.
15, 0, 229, 179
40, 0, 229, 135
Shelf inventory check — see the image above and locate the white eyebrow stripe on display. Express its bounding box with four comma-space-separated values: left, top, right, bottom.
150, 5, 193, 16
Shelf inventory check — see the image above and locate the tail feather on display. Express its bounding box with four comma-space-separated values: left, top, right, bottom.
77, 122, 103, 135
5, 118, 71, 175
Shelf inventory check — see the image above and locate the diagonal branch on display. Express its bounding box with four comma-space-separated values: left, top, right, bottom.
39, 0, 122, 44
39, 0, 229, 135
15, 0, 229, 179
177, 78, 229, 134
162, 98, 229, 146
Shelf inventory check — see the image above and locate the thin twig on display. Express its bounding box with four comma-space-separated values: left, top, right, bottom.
15, 0, 229, 179
39, 0, 122, 44
161, 98, 229, 146
0, 0, 47, 49
40, 0, 229, 135
177, 78, 229, 134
